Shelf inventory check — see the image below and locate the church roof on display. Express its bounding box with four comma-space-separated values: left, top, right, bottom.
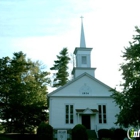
73, 47, 92, 55
48, 72, 112, 97
72, 67, 96, 75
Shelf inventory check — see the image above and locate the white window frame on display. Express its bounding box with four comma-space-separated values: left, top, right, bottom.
98, 104, 107, 124
65, 104, 74, 124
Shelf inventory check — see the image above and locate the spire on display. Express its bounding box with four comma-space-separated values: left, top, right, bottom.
80, 16, 86, 48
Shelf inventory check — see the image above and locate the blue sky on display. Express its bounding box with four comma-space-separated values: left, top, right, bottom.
0, 0, 140, 91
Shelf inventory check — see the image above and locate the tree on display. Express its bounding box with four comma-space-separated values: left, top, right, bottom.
50, 47, 70, 87
0, 51, 50, 133
111, 26, 140, 127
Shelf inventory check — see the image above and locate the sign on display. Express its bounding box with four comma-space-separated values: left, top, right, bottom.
127, 127, 140, 139
57, 130, 67, 140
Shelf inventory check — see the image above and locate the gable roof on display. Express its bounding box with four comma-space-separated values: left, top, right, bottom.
48, 72, 112, 97
76, 108, 98, 114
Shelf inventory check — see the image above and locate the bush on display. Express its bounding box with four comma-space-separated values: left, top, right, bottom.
98, 129, 113, 140
113, 128, 126, 140
0, 134, 38, 140
0, 136, 13, 140
72, 124, 88, 140
37, 122, 53, 140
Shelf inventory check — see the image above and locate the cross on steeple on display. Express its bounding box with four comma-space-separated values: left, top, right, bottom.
80, 16, 84, 20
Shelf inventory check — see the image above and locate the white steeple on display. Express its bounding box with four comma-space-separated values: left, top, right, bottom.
80, 16, 86, 48
72, 17, 96, 78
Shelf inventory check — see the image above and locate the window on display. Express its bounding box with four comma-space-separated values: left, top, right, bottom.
65, 105, 74, 124
82, 56, 87, 64
103, 105, 107, 123
98, 105, 107, 124
98, 105, 102, 123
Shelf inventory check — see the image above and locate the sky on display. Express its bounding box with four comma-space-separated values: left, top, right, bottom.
0, 0, 140, 92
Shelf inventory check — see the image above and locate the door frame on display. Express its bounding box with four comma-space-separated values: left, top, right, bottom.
81, 114, 91, 129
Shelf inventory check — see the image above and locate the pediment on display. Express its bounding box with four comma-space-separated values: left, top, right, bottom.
76, 108, 98, 114
83, 108, 94, 114
48, 73, 112, 97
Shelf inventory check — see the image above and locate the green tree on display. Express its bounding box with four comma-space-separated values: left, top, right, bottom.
111, 26, 140, 127
0, 51, 50, 133
50, 47, 70, 87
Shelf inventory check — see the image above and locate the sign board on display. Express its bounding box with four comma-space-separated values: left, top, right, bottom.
57, 130, 67, 140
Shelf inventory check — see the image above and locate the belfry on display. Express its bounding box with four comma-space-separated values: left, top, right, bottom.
72, 17, 96, 78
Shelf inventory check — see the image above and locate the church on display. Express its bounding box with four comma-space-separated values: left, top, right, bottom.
48, 18, 119, 133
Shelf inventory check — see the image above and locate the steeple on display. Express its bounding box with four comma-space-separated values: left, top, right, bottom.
80, 16, 86, 48
72, 17, 96, 78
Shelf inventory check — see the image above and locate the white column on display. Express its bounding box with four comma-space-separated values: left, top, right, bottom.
77, 113, 79, 123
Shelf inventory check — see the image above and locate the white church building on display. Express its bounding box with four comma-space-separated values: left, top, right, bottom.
48, 18, 119, 133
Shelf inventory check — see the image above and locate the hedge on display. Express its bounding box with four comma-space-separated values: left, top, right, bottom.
72, 124, 88, 140
37, 122, 53, 140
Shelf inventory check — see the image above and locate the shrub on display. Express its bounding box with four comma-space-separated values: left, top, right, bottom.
37, 122, 53, 140
72, 124, 88, 140
98, 129, 113, 140
0, 134, 38, 140
0, 136, 13, 140
113, 128, 126, 140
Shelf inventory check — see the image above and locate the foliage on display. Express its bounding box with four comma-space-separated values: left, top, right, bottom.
98, 128, 126, 140
72, 124, 88, 140
37, 122, 53, 140
98, 129, 113, 140
50, 47, 70, 87
0, 123, 4, 133
0, 136, 13, 140
111, 26, 140, 127
113, 128, 126, 140
0, 51, 50, 133
0, 134, 38, 140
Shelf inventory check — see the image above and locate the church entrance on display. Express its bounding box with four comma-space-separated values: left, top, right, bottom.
82, 115, 91, 129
